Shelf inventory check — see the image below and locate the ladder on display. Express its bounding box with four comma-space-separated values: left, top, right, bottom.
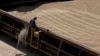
30, 27, 41, 51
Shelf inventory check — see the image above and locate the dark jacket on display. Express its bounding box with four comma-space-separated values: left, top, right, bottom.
30, 19, 36, 28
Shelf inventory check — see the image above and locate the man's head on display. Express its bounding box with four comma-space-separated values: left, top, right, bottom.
33, 17, 37, 20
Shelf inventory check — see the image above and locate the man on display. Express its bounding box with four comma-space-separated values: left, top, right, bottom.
29, 17, 37, 52
30, 17, 37, 29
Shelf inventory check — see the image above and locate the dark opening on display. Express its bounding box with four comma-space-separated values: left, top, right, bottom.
59, 52, 72, 56
80, 50, 94, 56
61, 42, 80, 56
43, 34, 60, 48
14, 21, 24, 30
41, 43, 58, 55
1, 15, 14, 26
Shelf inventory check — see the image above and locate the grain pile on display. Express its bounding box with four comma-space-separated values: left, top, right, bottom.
6, 0, 100, 54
